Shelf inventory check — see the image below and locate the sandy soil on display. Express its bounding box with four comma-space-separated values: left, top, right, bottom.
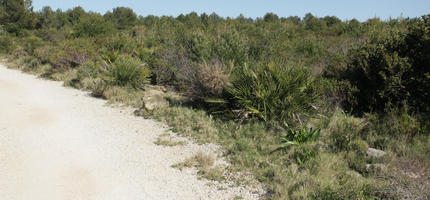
0, 64, 262, 200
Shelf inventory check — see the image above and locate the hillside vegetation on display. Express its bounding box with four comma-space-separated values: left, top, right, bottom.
1, 0, 429, 199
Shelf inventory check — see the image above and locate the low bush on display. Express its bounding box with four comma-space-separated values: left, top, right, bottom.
324, 109, 366, 152
47, 38, 97, 69
211, 31, 248, 66
0, 34, 17, 54
363, 107, 426, 149
228, 63, 321, 125
150, 47, 196, 90
332, 15, 430, 114
99, 33, 139, 54
188, 59, 232, 99
22, 35, 44, 55
73, 13, 115, 37
102, 55, 150, 88
309, 154, 381, 200
79, 77, 107, 97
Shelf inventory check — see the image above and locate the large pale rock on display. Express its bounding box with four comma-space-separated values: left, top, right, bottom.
142, 89, 168, 111
367, 148, 386, 159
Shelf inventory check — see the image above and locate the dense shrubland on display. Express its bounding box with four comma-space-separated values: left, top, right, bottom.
1, 0, 429, 199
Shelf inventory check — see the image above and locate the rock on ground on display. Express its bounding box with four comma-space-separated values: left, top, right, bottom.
367, 148, 386, 159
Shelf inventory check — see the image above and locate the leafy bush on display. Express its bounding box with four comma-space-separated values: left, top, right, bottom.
228, 63, 320, 124
364, 107, 425, 149
337, 15, 430, 114
22, 35, 44, 54
182, 32, 212, 62
99, 33, 138, 53
295, 35, 325, 57
47, 38, 97, 69
0, 0, 37, 33
104, 7, 138, 30
211, 31, 248, 66
303, 13, 327, 32
102, 55, 150, 88
34, 28, 66, 42
73, 13, 115, 37
0, 34, 17, 54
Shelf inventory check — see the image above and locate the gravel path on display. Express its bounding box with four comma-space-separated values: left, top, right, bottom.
0, 64, 261, 200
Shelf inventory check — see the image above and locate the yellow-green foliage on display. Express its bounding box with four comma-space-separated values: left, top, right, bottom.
0, 34, 17, 54
324, 109, 366, 151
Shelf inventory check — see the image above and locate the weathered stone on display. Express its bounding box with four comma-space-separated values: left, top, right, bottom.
142, 89, 168, 111
367, 148, 386, 158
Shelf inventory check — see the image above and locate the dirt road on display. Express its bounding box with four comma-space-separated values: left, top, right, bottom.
0, 64, 260, 200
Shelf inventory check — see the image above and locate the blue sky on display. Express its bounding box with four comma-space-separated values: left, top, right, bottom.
32, 0, 430, 21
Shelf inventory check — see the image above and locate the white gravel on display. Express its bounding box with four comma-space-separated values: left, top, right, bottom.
0, 64, 263, 200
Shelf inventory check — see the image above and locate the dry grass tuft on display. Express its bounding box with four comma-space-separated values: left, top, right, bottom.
154, 132, 187, 147
172, 152, 226, 182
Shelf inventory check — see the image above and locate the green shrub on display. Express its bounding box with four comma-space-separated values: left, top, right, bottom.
22, 56, 41, 71
102, 55, 150, 88
295, 35, 325, 57
34, 28, 66, 42
183, 33, 212, 62
0, 34, 17, 54
324, 109, 366, 151
22, 35, 44, 54
48, 38, 97, 69
73, 13, 115, 37
211, 31, 248, 66
364, 107, 425, 149
336, 15, 430, 114
104, 7, 138, 30
76, 60, 103, 79
87, 78, 107, 97
99, 33, 138, 53
228, 63, 320, 124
